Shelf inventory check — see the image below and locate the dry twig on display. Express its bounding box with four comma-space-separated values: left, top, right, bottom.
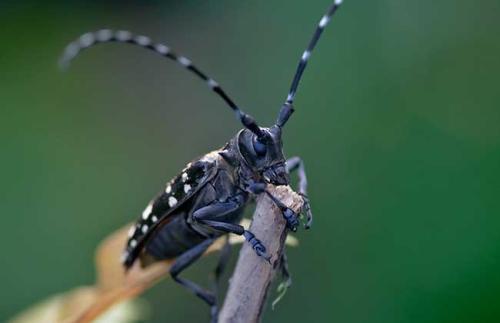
9, 186, 301, 323
219, 185, 303, 323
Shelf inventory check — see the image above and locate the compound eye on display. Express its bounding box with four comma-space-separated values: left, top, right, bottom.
253, 138, 267, 156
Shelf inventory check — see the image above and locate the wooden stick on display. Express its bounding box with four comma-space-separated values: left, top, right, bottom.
218, 185, 303, 323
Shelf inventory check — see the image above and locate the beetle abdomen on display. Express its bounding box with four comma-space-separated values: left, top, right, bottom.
145, 212, 208, 260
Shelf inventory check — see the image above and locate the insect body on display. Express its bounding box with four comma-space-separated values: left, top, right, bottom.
60, 0, 344, 321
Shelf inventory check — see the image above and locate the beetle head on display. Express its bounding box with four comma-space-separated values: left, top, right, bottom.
237, 126, 288, 185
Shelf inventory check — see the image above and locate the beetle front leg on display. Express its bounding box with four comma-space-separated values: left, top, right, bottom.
247, 181, 300, 231
286, 156, 313, 229
192, 197, 271, 262
264, 191, 300, 231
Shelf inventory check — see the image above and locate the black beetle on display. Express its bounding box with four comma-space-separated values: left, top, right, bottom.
59, 0, 344, 320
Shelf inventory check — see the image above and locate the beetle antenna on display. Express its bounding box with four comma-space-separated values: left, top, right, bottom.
59, 29, 265, 138
278, 0, 344, 126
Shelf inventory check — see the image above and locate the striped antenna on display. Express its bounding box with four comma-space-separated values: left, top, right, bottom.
59, 29, 265, 138
284, 0, 344, 106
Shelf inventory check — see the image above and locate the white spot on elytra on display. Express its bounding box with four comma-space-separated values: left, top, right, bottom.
151, 215, 158, 223
184, 184, 191, 194
142, 204, 152, 220
182, 172, 188, 182
141, 224, 148, 233
319, 15, 330, 28
178, 56, 191, 66
165, 185, 172, 194
130, 239, 137, 248
168, 196, 178, 207
128, 226, 135, 238
301, 50, 311, 61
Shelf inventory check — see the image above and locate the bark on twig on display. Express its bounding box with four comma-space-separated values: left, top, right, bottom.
218, 185, 303, 323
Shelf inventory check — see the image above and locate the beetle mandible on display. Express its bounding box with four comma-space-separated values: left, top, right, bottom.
60, 0, 344, 320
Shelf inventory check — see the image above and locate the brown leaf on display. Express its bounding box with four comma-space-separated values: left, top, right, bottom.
9, 219, 298, 323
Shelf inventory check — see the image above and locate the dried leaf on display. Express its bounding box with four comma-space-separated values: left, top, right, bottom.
10, 219, 298, 323
8, 287, 146, 323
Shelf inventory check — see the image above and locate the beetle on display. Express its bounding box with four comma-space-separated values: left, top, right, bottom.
60, 0, 344, 320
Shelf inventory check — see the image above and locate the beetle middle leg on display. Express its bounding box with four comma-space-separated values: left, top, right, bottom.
192, 196, 271, 261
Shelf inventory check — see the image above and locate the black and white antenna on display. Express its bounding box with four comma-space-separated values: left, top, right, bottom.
59, 29, 266, 139
277, 0, 345, 127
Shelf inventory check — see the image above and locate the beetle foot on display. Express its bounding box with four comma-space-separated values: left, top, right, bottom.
282, 208, 299, 232
244, 231, 271, 263
263, 189, 300, 231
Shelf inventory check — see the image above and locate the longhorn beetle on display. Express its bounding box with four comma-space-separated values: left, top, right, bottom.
60, 0, 344, 320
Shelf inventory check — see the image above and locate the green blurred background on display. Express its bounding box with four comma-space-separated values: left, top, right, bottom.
2, 0, 500, 322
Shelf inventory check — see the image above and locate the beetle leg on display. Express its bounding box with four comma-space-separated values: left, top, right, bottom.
169, 238, 218, 319
247, 181, 300, 231
286, 156, 308, 194
286, 156, 313, 229
246, 164, 309, 231
192, 200, 271, 262
264, 190, 300, 232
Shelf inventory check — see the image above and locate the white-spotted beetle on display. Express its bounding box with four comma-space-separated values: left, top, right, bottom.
60, 0, 344, 321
